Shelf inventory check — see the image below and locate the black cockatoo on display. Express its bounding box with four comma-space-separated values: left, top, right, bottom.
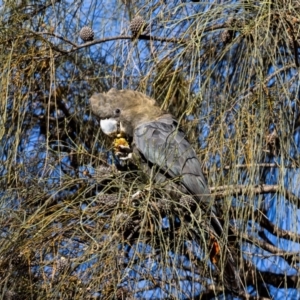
89, 88, 242, 295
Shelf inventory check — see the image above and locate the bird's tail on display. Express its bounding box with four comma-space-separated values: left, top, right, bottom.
209, 226, 243, 296
223, 247, 243, 295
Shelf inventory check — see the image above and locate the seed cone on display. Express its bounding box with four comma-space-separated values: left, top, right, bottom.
130, 16, 146, 37
79, 26, 94, 42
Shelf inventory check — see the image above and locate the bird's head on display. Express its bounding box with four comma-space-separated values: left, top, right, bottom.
90, 88, 164, 137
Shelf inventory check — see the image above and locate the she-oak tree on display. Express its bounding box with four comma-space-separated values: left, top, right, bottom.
0, 0, 300, 299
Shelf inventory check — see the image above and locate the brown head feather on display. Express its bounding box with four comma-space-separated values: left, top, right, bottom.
90, 89, 168, 136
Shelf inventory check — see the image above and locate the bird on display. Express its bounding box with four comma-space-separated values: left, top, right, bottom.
89, 88, 242, 295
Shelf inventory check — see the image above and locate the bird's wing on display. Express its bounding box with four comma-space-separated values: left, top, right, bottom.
134, 115, 211, 206
134, 116, 242, 294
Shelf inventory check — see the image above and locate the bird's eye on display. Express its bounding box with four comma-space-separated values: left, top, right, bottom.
114, 108, 121, 115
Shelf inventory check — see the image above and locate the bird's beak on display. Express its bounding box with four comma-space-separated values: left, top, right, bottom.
100, 118, 118, 136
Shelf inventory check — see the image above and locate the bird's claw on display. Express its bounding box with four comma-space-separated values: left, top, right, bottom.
113, 137, 133, 161
115, 144, 133, 161
118, 144, 132, 153
116, 152, 133, 161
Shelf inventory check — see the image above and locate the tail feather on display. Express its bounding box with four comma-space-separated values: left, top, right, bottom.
223, 251, 242, 295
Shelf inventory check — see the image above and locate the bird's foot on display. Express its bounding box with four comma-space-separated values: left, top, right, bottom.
116, 152, 133, 161
115, 144, 133, 161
